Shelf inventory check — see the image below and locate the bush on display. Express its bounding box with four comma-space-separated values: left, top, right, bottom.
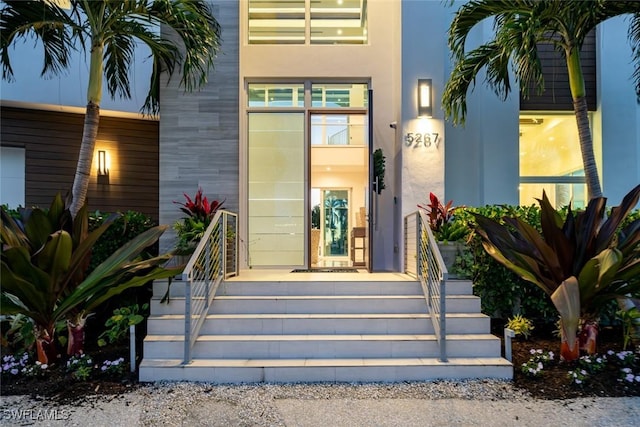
88, 210, 157, 273
454, 205, 556, 323
454, 204, 640, 327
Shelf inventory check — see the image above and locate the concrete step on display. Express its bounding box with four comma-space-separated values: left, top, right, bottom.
152, 279, 473, 299
139, 357, 513, 383
149, 294, 479, 316
143, 333, 502, 359
146, 312, 490, 335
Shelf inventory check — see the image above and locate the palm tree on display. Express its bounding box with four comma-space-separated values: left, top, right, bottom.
0, 0, 221, 217
443, 0, 640, 200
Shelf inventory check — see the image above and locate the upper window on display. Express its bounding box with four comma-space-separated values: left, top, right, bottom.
248, 0, 368, 45
519, 114, 596, 209
248, 83, 305, 107
248, 83, 368, 109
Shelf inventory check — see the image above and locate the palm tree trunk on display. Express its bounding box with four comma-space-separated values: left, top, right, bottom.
566, 48, 602, 199
69, 102, 100, 217
573, 96, 602, 199
70, 41, 104, 217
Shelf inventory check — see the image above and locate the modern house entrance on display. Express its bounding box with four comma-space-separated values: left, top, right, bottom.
246, 83, 372, 271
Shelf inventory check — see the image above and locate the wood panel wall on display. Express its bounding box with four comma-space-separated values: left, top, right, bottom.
520, 31, 597, 111
0, 106, 159, 220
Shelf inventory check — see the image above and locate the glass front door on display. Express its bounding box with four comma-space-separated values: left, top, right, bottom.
322, 190, 349, 257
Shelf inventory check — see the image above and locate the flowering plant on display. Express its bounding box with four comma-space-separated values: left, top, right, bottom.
521, 348, 554, 378
66, 354, 94, 381
101, 357, 126, 376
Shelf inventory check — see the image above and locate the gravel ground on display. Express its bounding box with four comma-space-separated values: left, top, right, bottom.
1, 381, 639, 426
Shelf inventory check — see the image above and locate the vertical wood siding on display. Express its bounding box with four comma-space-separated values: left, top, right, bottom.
0, 106, 159, 220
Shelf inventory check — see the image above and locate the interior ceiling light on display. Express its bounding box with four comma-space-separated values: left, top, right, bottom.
519, 118, 544, 125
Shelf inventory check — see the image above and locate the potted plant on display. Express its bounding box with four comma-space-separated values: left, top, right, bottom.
173, 188, 224, 257
418, 192, 468, 275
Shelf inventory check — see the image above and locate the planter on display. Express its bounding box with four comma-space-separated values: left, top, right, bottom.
436, 241, 466, 278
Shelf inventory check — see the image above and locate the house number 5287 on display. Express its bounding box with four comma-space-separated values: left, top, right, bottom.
405, 132, 440, 148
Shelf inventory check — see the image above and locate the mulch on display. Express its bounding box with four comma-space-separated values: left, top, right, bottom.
2, 326, 639, 402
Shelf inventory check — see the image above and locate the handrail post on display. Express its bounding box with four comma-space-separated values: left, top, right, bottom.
439, 278, 448, 362
183, 280, 192, 364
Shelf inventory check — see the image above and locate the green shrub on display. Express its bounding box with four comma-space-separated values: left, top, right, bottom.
88, 210, 157, 273
456, 204, 640, 326
454, 205, 556, 323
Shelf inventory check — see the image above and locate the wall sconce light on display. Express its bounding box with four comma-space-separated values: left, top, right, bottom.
98, 150, 109, 176
97, 150, 109, 184
418, 79, 433, 118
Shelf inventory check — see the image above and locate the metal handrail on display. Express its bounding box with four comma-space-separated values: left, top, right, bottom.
182, 210, 238, 364
404, 210, 448, 362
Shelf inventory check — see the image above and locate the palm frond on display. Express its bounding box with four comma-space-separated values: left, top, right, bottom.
0, 0, 79, 81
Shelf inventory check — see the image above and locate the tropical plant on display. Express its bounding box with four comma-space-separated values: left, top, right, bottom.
0, 0, 222, 217
506, 314, 535, 339
473, 184, 640, 361
418, 192, 466, 242
97, 303, 148, 347
173, 188, 224, 254
617, 306, 640, 350
443, 0, 640, 199
0, 194, 181, 364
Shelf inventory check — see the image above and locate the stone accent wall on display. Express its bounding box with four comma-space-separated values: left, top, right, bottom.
159, 1, 239, 252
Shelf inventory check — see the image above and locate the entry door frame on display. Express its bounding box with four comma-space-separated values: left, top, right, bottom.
307, 108, 370, 269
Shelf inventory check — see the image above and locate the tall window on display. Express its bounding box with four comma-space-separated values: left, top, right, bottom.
248, 0, 368, 45
519, 114, 596, 209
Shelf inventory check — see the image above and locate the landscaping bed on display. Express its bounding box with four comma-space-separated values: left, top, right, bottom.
2, 327, 639, 402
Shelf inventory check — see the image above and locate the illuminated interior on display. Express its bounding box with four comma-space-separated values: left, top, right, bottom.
519, 114, 594, 208
248, 0, 368, 44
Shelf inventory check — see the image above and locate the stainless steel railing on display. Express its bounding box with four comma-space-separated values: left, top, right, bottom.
182, 210, 238, 363
404, 210, 448, 362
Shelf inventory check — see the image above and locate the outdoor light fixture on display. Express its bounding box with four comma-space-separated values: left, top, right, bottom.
98, 150, 109, 176
418, 79, 433, 118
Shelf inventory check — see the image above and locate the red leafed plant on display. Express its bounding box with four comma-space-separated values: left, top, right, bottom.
173, 188, 225, 254
418, 192, 457, 233
174, 188, 224, 222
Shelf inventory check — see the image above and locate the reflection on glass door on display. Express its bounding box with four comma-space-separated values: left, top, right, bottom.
322, 190, 349, 257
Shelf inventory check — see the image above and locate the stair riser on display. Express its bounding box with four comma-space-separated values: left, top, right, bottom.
149, 297, 479, 316
147, 316, 490, 335
139, 364, 512, 383
153, 280, 473, 299
144, 338, 501, 359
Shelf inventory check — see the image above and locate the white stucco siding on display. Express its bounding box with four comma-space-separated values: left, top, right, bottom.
597, 17, 640, 204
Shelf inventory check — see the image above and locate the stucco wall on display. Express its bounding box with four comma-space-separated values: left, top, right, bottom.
597, 17, 640, 204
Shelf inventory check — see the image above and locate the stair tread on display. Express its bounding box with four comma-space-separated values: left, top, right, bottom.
145, 333, 499, 342
140, 357, 512, 368
148, 312, 487, 320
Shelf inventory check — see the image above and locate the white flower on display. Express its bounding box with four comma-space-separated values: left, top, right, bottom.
41, 364, 48, 370
575, 379, 582, 384
530, 349, 536, 355
101, 366, 107, 372
626, 374, 635, 383
636, 376, 640, 383
622, 368, 632, 374
581, 370, 587, 375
